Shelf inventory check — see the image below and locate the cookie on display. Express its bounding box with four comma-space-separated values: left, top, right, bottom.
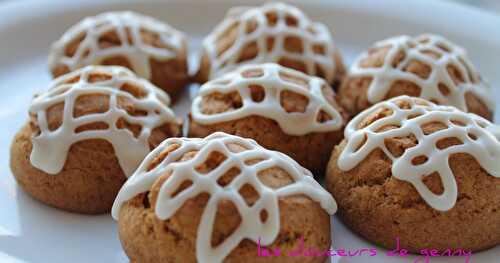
189, 63, 348, 176
112, 132, 337, 263
196, 2, 345, 87
48, 11, 189, 98
10, 66, 182, 214
326, 96, 500, 252
338, 34, 494, 120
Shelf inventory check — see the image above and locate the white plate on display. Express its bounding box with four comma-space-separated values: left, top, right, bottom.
0, 0, 498, 262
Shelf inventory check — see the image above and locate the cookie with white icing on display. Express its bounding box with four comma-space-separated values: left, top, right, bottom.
326, 95, 500, 252
49, 11, 189, 98
196, 2, 345, 86
338, 34, 494, 120
112, 132, 336, 263
189, 63, 348, 176
10, 66, 182, 214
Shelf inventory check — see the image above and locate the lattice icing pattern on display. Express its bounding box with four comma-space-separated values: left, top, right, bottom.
29, 65, 176, 177
349, 34, 494, 112
192, 63, 343, 136
112, 132, 337, 263
338, 95, 500, 211
201, 2, 340, 83
49, 11, 185, 80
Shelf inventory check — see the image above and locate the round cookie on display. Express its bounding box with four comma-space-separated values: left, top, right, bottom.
10, 66, 182, 214
338, 34, 494, 120
48, 11, 189, 98
112, 132, 337, 263
196, 2, 345, 87
326, 96, 500, 252
189, 63, 348, 176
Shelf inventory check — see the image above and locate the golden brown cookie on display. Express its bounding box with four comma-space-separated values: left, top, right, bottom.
10, 66, 182, 214
338, 34, 494, 120
196, 2, 345, 88
112, 132, 336, 263
325, 96, 500, 252
49, 11, 190, 99
189, 63, 349, 176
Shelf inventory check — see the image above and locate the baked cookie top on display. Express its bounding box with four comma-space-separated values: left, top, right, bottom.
201, 2, 340, 83
112, 132, 336, 263
49, 11, 185, 80
349, 34, 494, 113
29, 65, 176, 176
191, 63, 344, 136
338, 95, 500, 211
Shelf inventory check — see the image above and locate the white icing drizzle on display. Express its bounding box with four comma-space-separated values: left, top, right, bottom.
191, 63, 343, 136
349, 34, 494, 112
338, 95, 500, 211
112, 132, 336, 263
29, 65, 176, 177
49, 11, 185, 79
202, 2, 339, 83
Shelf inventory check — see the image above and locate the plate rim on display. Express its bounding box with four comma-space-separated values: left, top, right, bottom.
1, 0, 500, 47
